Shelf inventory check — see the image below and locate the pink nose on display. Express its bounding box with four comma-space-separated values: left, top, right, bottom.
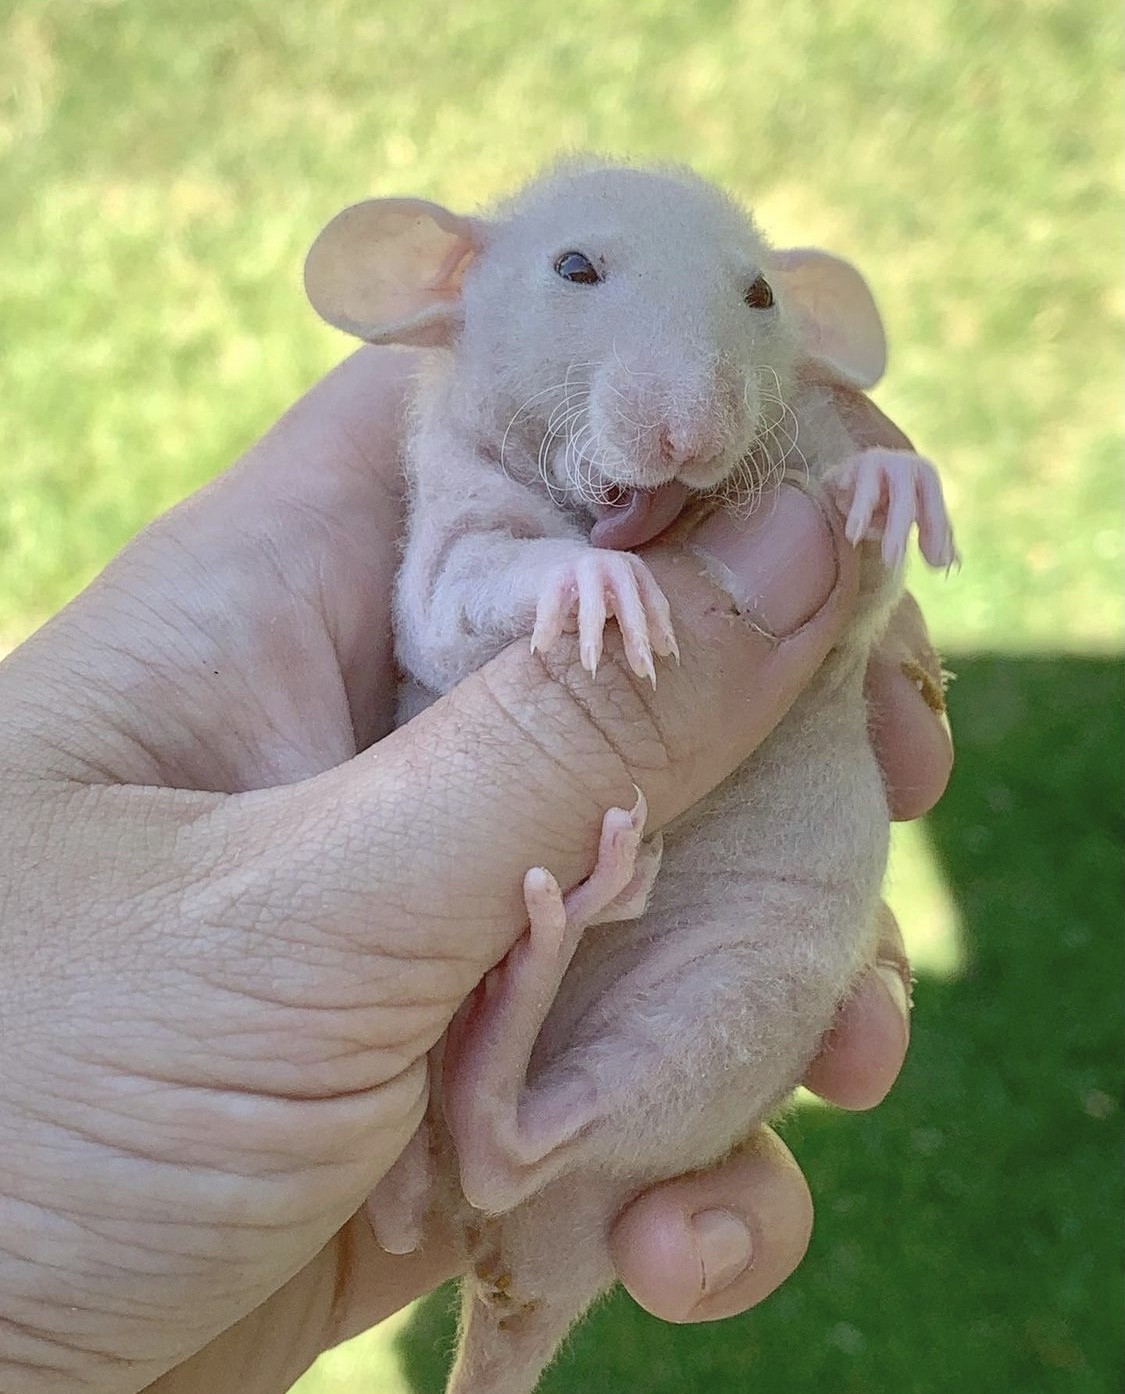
658, 423, 719, 467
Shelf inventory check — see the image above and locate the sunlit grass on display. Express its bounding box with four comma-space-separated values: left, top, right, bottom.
885, 821, 966, 980
295, 1310, 413, 1394
2, 0, 1120, 655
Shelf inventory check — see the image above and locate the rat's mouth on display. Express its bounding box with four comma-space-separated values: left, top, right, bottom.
589, 481, 692, 550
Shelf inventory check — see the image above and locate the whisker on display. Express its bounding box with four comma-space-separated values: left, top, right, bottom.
721, 366, 809, 518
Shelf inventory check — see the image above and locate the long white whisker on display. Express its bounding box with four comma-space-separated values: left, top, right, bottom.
721, 366, 810, 518
539, 396, 589, 500
502, 377, 587, 480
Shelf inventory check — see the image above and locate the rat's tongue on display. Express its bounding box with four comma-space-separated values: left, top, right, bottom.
589, 481, 692, 551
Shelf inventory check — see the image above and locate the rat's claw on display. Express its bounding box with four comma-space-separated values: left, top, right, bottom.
531, 585, 572, 657
914, 458, 958, 570
533, 549, 676, 684
881, 460, 917, 569
626, 638, 657, 689
604, 555, 658, 685
630, 559, 679, 662
576, 556, 609, 676
829, 448, 957, 575
844, 463, 883, 546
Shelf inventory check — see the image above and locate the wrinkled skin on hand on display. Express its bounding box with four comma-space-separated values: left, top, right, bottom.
0, 350, 949, 1394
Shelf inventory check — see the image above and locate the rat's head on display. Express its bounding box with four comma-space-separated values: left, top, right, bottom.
306, 161, 886, 509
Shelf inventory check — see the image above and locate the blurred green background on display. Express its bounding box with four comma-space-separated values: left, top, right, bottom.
1, 1, 1120, 1391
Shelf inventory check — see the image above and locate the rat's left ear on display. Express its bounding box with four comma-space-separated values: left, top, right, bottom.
772, 248, 887, 389
304, 198, 485, 347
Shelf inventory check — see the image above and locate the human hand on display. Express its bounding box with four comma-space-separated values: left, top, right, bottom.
0, 350, 950, 1394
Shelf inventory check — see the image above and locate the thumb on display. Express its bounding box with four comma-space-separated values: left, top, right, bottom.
205, 485, 858, 1061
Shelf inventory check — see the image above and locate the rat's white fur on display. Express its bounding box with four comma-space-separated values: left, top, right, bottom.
306, 161, 950, 1394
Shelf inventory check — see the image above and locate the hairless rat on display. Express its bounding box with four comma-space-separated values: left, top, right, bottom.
305, 160, 955, 1394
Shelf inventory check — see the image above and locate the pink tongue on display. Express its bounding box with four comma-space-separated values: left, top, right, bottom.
589, 481, 692, 551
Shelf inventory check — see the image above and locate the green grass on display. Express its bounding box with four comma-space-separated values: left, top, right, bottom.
2, 1, 1121, 1390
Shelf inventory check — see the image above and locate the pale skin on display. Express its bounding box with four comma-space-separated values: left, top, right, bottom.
0, 348, 950, 1394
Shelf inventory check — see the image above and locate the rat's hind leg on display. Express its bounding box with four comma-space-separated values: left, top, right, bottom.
587, 829, 662, 924
443, 795, 650, 1215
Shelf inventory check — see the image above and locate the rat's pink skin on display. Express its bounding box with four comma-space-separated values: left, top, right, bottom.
444, 794, 654, 1214
529, 549, 678, 683
306, 161, 956, 1394
827, 447, 959, 571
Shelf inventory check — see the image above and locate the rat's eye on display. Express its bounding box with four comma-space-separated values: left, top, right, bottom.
744, 274, 775, 309
554, 251, 601, 285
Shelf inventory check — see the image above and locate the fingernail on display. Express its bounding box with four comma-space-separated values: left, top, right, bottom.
692, 1208, 753, 1297
876, 959, 913, 1023
690, 486, 840, 638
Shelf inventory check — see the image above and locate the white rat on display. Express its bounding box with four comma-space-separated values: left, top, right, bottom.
305, 160, 955, 1394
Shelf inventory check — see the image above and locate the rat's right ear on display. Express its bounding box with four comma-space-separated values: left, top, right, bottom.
304, 198, 484, 347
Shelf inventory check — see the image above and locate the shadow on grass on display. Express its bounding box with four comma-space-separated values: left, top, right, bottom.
394, 654, 1124, 1394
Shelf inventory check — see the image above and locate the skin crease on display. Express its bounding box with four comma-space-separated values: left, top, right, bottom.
0, 348, 950, 1394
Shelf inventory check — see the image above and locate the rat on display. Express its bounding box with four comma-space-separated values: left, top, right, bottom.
304, 160, 955, 1394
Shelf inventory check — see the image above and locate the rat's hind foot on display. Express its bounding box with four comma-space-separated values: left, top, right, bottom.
826, 447, 956, 571
586, 830, 663, 925
529, 549, 677, 685
443, 794, 649, 1213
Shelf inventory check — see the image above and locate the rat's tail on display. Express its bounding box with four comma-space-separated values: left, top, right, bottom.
444, 1179, 617, 1394
444, 1275, 585, 1394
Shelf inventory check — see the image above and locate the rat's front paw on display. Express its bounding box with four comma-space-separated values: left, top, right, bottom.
827, 448, 957, 571
529, 549, 678, 685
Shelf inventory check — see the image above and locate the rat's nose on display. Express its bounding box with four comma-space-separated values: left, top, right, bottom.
658, 422, 721, 470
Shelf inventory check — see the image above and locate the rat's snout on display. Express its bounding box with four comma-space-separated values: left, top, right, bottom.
657, 421, 722, 472
588, 355, 743, 491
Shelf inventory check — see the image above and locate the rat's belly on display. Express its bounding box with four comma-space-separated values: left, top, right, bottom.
525, 686, 887, 1173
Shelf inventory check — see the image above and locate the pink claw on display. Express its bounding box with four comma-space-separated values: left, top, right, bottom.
531, 548, 676, 685
828, 448, 956, 573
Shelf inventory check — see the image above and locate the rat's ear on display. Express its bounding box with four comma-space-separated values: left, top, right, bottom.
772, 248, 887, 389
304, 198, 484, 347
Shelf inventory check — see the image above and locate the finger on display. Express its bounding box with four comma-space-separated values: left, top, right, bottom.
802, 902, 911, 1109
211, 485, 860, 1060
182, 347, 418, 733
5, 349, 420, 781
162, 346, 417, 596
145, 1210, 464, 1392
866, 592, 953, 820
609, 1128, 812, 1323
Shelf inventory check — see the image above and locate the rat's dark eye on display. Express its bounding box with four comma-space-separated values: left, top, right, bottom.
744, 274, 775, 309
555, 251, 601, 285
